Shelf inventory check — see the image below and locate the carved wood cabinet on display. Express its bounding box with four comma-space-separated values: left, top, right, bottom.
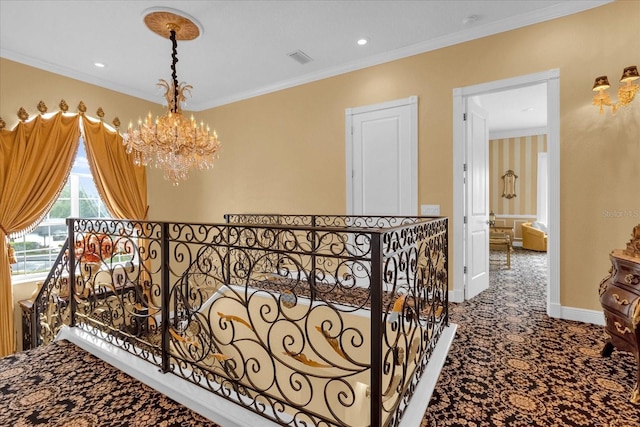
599, 249, 640, 403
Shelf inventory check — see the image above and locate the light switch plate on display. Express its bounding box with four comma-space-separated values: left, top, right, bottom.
421, 204, 440, 216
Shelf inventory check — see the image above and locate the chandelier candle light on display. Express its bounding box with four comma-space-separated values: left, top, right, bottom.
123, 9, 221, 185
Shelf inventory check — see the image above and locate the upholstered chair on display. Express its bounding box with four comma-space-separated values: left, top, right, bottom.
521, 222, 548, 252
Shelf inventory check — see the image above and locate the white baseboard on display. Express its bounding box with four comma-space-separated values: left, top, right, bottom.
400, 324, 457, 427
549, 304, 605, 326
448, 288, 464, 303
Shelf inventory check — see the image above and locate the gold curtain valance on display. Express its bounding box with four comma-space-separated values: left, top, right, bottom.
0, 99, 121, 132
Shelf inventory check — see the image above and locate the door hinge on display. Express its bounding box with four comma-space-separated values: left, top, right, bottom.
463, 163, 467, 172
463, 216, 467, 224
464, 266, 468, 274
463, 113, 467, 121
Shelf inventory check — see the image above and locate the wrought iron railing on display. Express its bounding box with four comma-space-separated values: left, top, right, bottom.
25, 215, 448, 427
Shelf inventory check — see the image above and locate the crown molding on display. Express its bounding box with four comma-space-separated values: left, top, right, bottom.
489, 127, 549, 140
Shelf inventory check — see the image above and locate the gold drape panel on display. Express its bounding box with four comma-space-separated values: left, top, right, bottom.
0, 112, 80, 357
81, 116, 147, 220
81, 117, 151, 303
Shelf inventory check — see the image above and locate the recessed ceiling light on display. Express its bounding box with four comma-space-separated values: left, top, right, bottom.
357, 38, 368, 46
94, 62, 106, 68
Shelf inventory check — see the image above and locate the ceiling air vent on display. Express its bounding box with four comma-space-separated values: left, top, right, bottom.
288, 50, 313, 65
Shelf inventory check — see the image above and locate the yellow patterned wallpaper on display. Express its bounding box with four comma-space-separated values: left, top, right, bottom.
489, 134, 547, 216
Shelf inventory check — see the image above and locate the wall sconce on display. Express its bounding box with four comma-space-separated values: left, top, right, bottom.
592, 65, 639, 114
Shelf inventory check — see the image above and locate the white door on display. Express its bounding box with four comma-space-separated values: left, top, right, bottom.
346, 97, 417, 216
465, 98, 490, 299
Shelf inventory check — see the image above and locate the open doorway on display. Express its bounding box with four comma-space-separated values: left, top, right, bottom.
476, 83, 548, 259
451, 69, 561, 319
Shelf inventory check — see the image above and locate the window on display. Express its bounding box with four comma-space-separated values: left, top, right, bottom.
10, 138, 110, 278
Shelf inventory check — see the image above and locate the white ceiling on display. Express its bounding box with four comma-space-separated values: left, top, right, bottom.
1, 1, 610, 132
475, 83, 549, 133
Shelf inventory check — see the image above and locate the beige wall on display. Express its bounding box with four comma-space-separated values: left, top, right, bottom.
0, 61, 162, 131
177, 1, 638, 312
2, 1, 640, 316
490, 134, 547, 216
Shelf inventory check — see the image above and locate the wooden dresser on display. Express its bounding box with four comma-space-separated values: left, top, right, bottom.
599, 247, 640, 403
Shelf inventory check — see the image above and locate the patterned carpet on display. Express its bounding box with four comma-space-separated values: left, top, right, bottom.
0, 339, 219, 427
422, 248, 640, 427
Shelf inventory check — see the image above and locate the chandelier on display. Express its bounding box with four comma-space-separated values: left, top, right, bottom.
123, 9, 221, 185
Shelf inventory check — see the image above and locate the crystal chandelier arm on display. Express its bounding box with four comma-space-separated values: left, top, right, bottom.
157, 79, 171, 107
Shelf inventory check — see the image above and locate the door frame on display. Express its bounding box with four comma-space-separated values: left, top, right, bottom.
345, 96, 418, 215
452, 69, 561, 319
